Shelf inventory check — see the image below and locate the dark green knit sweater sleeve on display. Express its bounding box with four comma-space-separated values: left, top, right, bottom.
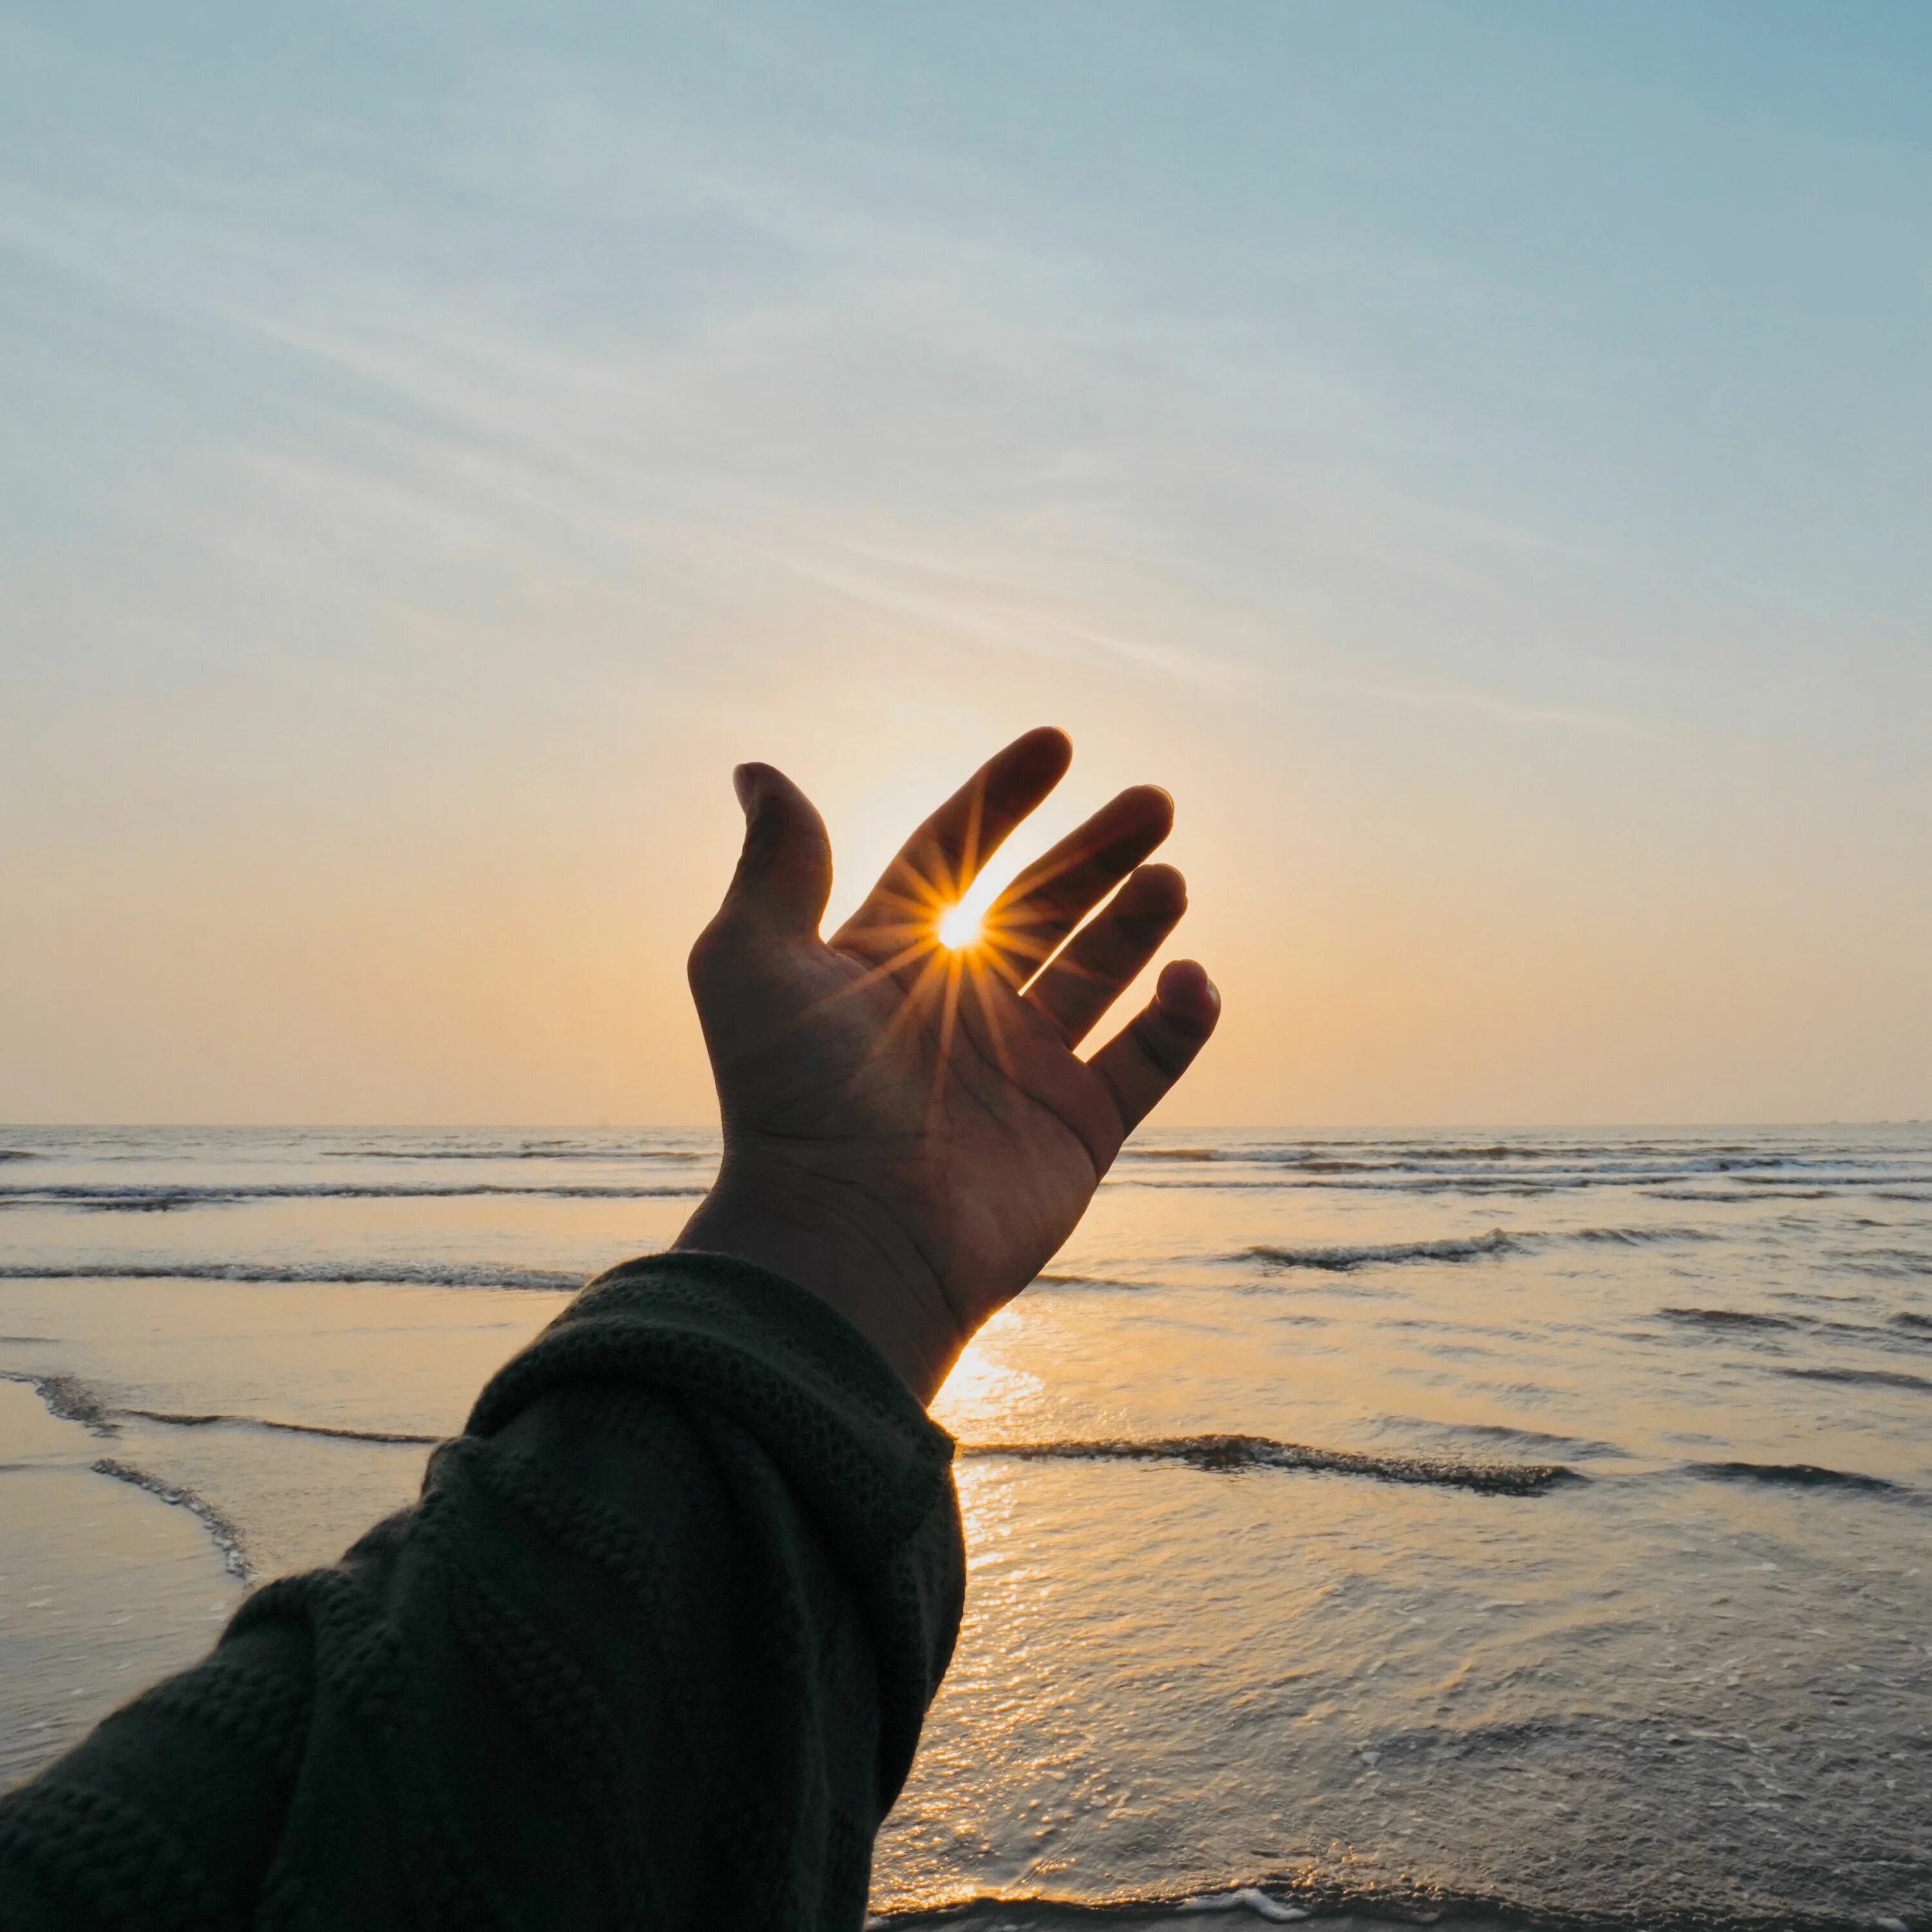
0, 1253, 965, 1931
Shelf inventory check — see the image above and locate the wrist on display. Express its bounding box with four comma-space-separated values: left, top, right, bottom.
672, 1164, 965, 1404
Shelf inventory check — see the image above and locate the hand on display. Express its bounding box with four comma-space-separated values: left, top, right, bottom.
674, 727, 1220, 1402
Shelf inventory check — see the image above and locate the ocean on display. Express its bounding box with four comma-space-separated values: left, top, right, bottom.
1, 1124, 1927, 1928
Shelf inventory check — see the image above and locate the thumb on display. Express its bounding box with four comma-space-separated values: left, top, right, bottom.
719, 762, 833, 936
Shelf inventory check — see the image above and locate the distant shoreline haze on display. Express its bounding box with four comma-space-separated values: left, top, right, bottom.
4, 1120, 1928, 1133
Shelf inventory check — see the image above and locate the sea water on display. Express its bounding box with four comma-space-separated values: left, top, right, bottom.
0, 1126, 1927, 1927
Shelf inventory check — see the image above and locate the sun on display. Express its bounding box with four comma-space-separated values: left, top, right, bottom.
937, 903, 983, 951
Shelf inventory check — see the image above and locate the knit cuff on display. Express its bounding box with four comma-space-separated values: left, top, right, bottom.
464, 1251, 958, 1570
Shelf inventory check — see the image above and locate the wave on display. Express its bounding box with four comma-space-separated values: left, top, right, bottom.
2, 1367, 440, 1447
1127, 1139, 1929, 1169
0, 1261, 584, 1291
0, 1182, 708, 1210
1781, 1365, 1932, 1395
862, 1877, 1895, 1930
1658, 1306, 1799, 1332
1151, 1170, 1920, 1200
1387, 1143, 1520, 1159
90, 1459, 252, 1581
1122, 1143, 1541, 1166
958, 1434, 1576, 1497
1834, 1247, 1932, 1278
1685, 1459, 1900, 1493
124, 1408, 440, 1446
1430, 1419, 1628, 1460
1657, 1306, 1932, 1355
1238, 1223, 1721, 1276
1643, 1188, 1785, 1204
1171, 1891, 1308, 1922
0, 1370, 117, 1432
1242, 1230, 1520, 1272
1569, 1222, 1715, 1245
1224, 1173, 1640, 1194
319, 1146, 707, 1162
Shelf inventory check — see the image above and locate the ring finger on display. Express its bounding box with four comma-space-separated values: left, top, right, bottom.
1022, 862, 1188, 1045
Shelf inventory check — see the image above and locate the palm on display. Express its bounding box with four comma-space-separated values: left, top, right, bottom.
681, 728, 1218, 1397
713, 923, 1119, 1294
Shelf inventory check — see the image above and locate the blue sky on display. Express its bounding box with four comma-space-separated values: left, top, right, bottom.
2, 3, 1928, 1122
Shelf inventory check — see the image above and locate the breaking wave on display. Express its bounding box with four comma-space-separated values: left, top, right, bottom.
90, 1459, 252, 1580
1658, 1306, 1799, 1332
1242, 1230, 1520, 1271
0, 1369, 117, 1432
2, 1368, 439, 1446
1239, 1224, 1715, 1275
0, 1182, 707, 1210
0, 1261, 583, 1290
1569, 1223, 1715, 1245
319, 1146, 707, 1162
958, 1434, 1576, 1497
867, 1868, 1929, 1931
859, 1873, 1896, 1929
124, 1408, 440, 1446
1685, 1459, 1901, 1494
1780, 1365, 1932, 1395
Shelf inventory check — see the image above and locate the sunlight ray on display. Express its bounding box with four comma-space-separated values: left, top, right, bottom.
875, 947, 952, 1059
926, 949, 967, 1117
811, 938, 936, 1009
965, 953, 1019, 1081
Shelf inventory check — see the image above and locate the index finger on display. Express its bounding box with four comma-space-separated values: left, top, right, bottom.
830, 726, 1073, 960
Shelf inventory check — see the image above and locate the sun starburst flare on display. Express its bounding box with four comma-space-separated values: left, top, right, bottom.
784, 773, 1109, 1119
937, 904, 983, 951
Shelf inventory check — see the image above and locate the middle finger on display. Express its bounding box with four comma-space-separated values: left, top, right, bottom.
980, 784, 1174, 986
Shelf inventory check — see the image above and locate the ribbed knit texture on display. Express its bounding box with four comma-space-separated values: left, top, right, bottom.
0, 1253, 965, 1931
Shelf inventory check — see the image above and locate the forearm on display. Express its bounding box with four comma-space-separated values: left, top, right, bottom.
0, 1255, 965, 1931
675, 1160, 967, 1404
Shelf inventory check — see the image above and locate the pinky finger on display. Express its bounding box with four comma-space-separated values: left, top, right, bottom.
1086, 959, 1222, 1137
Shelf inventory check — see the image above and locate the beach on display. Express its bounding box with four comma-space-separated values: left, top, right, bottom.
1, 1125, 1928, 1927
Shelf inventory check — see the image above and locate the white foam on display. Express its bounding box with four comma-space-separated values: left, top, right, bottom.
1177, 1888, 1310, 1922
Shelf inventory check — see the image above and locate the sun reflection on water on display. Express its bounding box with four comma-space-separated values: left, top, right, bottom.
934, 1309, 1040, 1439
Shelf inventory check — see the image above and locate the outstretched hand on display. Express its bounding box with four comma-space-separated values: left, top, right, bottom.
674, 727, 1220, 1402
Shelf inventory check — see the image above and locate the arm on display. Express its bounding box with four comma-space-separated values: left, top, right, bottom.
0, 728, 1217, 1929
0, 1256, 961, 1932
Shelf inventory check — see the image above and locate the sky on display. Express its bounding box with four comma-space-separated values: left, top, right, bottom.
2, 1, 1929, 1126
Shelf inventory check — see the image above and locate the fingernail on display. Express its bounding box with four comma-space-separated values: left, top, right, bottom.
1164, 959, 1219, 1020
732, 764, 757, 811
